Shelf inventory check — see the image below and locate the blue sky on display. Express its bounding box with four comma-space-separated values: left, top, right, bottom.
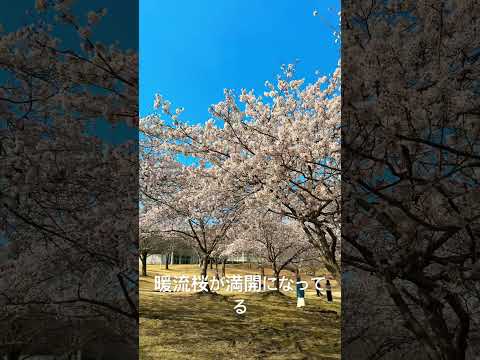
140, 0, 340, 122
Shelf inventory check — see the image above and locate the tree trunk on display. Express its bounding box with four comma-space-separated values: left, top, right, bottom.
201, 255, 209, 278
165, 253, 169, 270
273, 269, 281, 292
222, 258, 227, 278
210, 258, 213, 269
325, 261, 340, 283
140, 252, 148, 277
301, 223, 340, 282
142, 257, 147, 277
260, 266, 265, 289
201, 254, 211, 292
213, 259, 220, 279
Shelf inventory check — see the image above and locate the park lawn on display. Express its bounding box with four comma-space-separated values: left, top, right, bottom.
140, 264, 340, 359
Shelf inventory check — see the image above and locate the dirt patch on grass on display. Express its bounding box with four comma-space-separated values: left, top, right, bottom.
190, 291, 230, 301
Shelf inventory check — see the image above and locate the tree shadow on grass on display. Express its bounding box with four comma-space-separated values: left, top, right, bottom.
140, 291, 340, 359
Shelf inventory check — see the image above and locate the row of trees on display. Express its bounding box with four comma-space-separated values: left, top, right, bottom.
139, 64, 341, 286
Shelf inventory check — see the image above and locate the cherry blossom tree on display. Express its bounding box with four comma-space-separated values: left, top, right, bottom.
225, 209, 314, 291
140, 153, 244, 290
141, 65, 342, 280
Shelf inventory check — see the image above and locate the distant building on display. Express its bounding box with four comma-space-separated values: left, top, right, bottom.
147, 247, 200, 265
145, 246, 253, 265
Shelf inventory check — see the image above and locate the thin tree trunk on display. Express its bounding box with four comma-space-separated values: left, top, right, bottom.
165, 253, 169, 270
142, 257, 147, 277
222, 258, 227, 278
214, 259, 220, 279
201, 254, 211, 292
201, 255, 209, 278
260, 266, 265, 290
273, 269, 281, 292
140, 252, 148, 276
210, 258, 213, 269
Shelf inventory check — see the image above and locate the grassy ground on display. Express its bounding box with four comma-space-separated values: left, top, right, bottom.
140, 264, 341, 360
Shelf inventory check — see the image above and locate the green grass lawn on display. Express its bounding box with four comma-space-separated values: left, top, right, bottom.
140, 264, 341, 360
